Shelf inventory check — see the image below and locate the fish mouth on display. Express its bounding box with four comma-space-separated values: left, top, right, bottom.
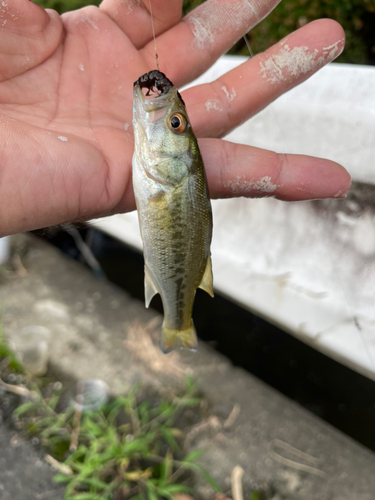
133, 70, 185, 112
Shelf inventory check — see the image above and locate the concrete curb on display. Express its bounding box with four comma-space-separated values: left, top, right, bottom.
0, 426, 65, 500
1, 234, 374, 499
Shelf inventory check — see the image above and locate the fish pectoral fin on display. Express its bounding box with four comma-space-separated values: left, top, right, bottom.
198, 255, 214, 297
145, 265, 158, 308
144, 159, 188, 187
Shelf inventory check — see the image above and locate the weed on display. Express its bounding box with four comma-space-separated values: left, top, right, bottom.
0, 312, 219, 499
31, 0, 375, 65
33, 0, 100, 13
184, 0, 374, 65
14, 379, 220, 500
0, 324, 24, 374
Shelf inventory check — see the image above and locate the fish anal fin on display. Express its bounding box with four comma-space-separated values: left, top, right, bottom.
145, 265, 158, 308
198, 255, 214, 297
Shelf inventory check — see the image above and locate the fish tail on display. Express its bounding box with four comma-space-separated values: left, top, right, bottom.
160, 321, 198, 353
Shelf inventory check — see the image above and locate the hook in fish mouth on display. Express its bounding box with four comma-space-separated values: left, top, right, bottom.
134, 70, 185, 105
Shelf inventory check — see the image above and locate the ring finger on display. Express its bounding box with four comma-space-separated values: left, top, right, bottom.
182, 19, 345, 138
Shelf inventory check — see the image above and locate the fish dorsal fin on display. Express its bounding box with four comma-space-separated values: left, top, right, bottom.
145, 265, 158, 307
199, 255, 214, 297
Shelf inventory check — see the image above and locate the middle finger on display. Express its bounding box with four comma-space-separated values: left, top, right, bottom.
100, 0, 183, 48
141, 0, 282, 85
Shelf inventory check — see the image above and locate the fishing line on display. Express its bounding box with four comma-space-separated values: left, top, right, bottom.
243, 34, 254, 58
148, 0, 159, 71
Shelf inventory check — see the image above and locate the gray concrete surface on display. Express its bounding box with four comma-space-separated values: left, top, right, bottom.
0, 426, 64, 500
0, 234, 374, 499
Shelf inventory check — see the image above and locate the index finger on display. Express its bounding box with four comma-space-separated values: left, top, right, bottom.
140, 0, 282, 85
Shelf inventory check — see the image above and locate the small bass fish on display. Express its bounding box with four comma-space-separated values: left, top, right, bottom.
132, 70, 213, 353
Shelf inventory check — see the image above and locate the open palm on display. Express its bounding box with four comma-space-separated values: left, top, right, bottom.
0, 0, 350, 236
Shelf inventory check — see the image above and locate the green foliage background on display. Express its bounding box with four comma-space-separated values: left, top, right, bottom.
35, 0, 375, 65
34, 0, 100, 12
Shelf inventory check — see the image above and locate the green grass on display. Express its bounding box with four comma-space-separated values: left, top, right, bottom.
34, 0, 100, 13
14, 380, 220, 500
0, 331, 219, 499
241, 0, 374, 65
184, 0, 375, 65
33, 0, 375, 65
0, 325, 24, 373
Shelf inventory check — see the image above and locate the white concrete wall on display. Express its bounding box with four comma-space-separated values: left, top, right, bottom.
0, 237, 10, 265
92, 57, 375, 379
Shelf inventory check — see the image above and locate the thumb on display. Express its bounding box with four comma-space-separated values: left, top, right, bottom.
0, 0, 62, 81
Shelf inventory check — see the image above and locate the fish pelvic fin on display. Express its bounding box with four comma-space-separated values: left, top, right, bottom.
198, 255, 214, 297
160, 321, 198, 354
145, 265, 158, 308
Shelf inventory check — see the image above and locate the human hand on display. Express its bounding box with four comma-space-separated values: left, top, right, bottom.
0, 0, 350, 236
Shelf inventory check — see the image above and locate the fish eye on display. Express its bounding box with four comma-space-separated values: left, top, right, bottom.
169, 113, 186, 134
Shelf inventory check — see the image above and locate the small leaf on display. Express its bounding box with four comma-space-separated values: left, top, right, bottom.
195, 466, 221, 492
119, 457, 130, 471
160, 449, 173, 482
138, 401, 150, 425
125, 468, 152, 481
185, 374, 196, 394
53, 474, 72, 484
180, 398, 201, 407
81, 476, 109, 489
183, 450, 204, 463
249, 492, 261, 500
170, 427, 183, 438
82, 416, 103, 438
163, 484, 191, 493
155, 489, 174, 500
13, 402, 38, 416
146, 481, 159, 500
160, 426, 179, 452
47, 391, 61, 411
183, 463, 221, 492
66, 494, 99, 500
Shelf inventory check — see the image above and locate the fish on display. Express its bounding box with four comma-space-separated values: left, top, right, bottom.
132, 70, 213, 353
